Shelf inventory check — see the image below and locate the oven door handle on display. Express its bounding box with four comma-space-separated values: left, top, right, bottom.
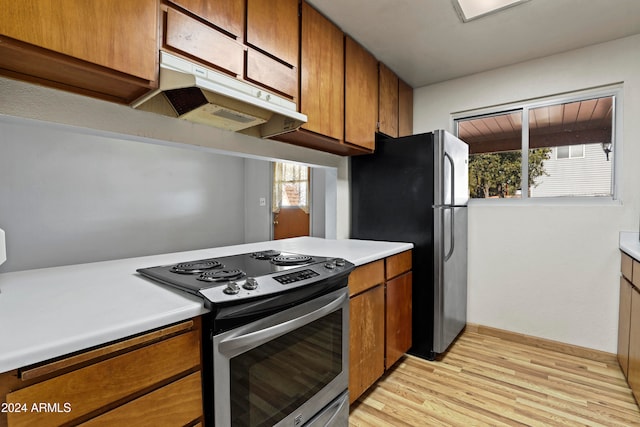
218, 290, 347, 357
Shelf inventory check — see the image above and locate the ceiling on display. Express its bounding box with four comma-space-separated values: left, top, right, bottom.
307, 0, 640, 88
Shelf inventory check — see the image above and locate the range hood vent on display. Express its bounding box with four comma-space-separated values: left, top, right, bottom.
132, 52, 306, 138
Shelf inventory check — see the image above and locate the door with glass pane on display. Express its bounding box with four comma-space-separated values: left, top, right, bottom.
272, 162, 310, 239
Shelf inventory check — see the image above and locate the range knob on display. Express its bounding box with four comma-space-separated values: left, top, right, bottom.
335, 258, 346, 267
243, 277, 259, 290
324, 261, 336, 269
223, 282, 240, 295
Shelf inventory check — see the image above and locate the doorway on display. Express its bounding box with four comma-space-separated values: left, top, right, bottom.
272, 162, 310, 240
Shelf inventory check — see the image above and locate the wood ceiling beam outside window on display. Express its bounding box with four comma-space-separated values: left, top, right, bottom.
459, 97, 613, 154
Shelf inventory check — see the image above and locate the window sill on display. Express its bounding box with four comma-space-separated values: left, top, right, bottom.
468, 197, 622, 208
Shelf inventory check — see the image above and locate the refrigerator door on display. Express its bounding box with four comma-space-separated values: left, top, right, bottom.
433, 205, 468, 353
432, 130, 468, 355
434, 130, 469, 207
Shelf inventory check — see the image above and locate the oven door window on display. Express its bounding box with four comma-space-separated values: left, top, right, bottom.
229, 310, 343, 427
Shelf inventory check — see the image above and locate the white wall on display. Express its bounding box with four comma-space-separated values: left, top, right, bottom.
0, 77, 350, 239
413, 34, 640, 352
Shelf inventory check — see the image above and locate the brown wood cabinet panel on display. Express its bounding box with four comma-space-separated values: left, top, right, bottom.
19, 321, 194, 382
165, 7, 244, 77
628, 286, 640, 404
6, 331, 200, 427
385, 250, 412, 280
619, 277, 632, 378
622, 252, 633, 281
0, 38, 154, 104
398, 78, 414, 137
245, 49, 298, 99
386, 272, 412, 368
633, 260, 640, 289
349, 284, 384, 404
345, 36, 378, 152
300, 1, 344, 141
169, 0, 244, 38
78, 372, 203, 427
378, 63, 399, 138
246, 0, 299, 67
0, 0, 158, 82
348, 260, 384, 297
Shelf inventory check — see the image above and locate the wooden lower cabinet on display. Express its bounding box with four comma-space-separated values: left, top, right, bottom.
629, 286, 640, 404
349, 284, 385, 404
0, 319, 203, 427
618, 251, 640, 405
619, 276, 632, 377
386, 271, 412, 368
348, 251, 413, 404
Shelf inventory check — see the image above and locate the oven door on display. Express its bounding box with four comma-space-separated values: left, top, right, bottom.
212, 287, 349, 427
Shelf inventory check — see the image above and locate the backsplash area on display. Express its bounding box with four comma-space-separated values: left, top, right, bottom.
0, 117, 249, 272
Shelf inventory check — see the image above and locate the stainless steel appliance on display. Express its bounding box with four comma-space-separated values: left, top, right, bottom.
137, 250, 354, 426
351, 130, 469, 360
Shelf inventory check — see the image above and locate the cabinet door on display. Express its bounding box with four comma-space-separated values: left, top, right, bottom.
246, 0, 299, 67
398, 78, 414, 137
618, 277, 632, 377
0, 0, 158, 82
378, 63, 399, 138
165, 7, 244, 77
345, 36, 378, 151
349, 284, 384, 404
386, 272, 412, 368
300, 2, 344, 141
169, 0, 244, 38
629, 287, 640, 403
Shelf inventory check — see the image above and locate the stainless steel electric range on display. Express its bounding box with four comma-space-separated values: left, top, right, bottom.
137, 249, 355, 427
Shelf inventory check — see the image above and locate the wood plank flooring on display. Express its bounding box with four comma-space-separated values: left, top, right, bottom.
349, 330, 640, 426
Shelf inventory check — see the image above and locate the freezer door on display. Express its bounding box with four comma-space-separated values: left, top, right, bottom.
434, 130, 469, 207
433, 205, 467, 354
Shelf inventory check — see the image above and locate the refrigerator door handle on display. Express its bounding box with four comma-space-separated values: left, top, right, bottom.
444, 207, 455, 262
444, 152, 455, 205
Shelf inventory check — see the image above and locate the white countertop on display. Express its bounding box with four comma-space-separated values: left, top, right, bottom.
0, 237, 411, 373
620, 231, 640, 260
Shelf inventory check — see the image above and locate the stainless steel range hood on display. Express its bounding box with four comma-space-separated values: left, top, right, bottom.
132, 52, 306, 138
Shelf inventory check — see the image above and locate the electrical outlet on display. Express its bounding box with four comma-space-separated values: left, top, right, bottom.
259, 197, 266, 206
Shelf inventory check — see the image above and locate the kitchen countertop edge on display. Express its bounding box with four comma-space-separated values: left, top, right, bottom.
620, 231, 640, 260
0, 237, 412, 373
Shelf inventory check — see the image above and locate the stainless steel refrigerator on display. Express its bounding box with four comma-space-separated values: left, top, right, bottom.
350, 130, 469, 360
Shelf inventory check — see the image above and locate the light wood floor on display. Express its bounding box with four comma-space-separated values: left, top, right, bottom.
349, 330, 640, 426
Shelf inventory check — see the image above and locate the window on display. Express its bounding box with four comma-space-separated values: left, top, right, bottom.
556, 145, 584, 160
272, 162, 310, 212
455, 87, 618, 199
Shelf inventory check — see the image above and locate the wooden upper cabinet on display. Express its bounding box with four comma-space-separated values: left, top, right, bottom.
0, 0, 158, 103
300, 1, 344, 141
164, 6, 244, 77
378, 62, 399, 138
0, 0, 157, 82
345, 36, 378, 152
246, 0, 299, 67
169, 0, 244, 38
398, 78, 414, 137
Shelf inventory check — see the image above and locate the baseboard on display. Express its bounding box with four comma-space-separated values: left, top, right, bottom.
465, 323, 618, 364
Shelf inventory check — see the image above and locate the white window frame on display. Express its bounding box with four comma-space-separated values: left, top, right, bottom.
452, 84, 623, 205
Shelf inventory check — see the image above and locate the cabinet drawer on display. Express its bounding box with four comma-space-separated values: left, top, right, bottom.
622, 251, 633, 282
6, 331, 200, 427
385, 250, 412, 280
245, 48, 297, 99
349, 260, 384, 297
78, 372, 202, 427
165, 7, 244, 77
